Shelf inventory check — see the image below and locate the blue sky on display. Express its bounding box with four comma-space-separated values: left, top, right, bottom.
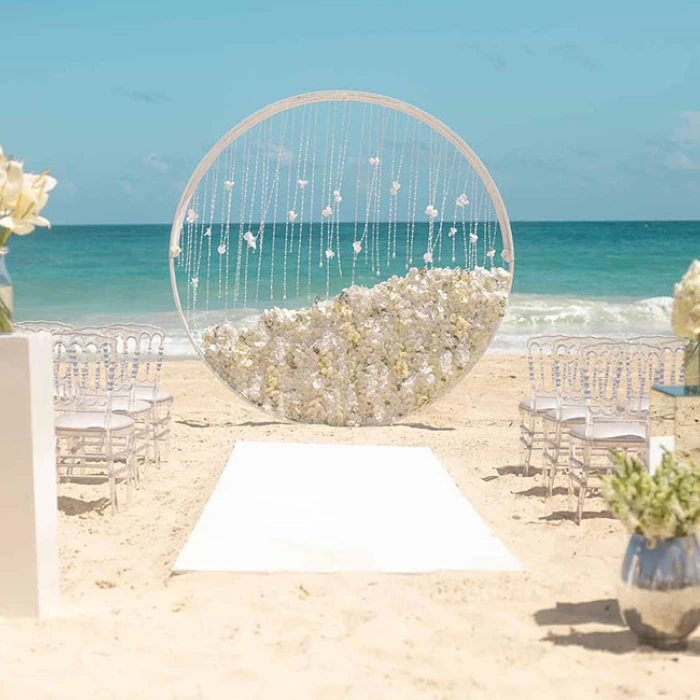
3, 0, 700, 224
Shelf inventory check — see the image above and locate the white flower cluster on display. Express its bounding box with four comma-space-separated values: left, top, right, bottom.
672, 259, 700, 339
202, 266, 511, 426
0, 145, 56, 237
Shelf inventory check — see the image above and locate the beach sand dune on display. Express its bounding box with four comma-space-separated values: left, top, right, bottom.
1, 356, 697, 699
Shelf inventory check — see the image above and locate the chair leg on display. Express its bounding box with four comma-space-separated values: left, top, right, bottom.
576, 470, 588, 526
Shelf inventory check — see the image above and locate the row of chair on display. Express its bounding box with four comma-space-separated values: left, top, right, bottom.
519, 335, 686, 523
17, 321, 173, 512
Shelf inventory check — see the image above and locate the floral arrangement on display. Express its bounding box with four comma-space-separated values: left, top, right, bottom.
0, 144, 57, 332
0, 145, 56, 243
602, 451, 700, 540
672, 260, 700, 339
202, 266, 510, 426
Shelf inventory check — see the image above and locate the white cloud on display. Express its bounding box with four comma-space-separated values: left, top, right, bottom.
673, 111, 700, 145
666, 151, 700, 170
141, 152, 170, 173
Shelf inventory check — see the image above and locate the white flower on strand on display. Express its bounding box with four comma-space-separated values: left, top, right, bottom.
390, 180, 400, 195
425, 205, 438, 219
243, 230, 257, 250
186, 208, 198, 224
204, 227, 212, 237
0, 146, 57, 237
469, 232, 478, 243
501, 249, 512, 264
672, 259, 700, 338
287, 210, 298, 222
170, 245, 182, 258
217, 244, 227, 255
448, 227, 457, 238
202, 267, 511, 426
325, 249, 335, 259
368, 156, 380, 166
297, 179, 309, 189
423, 251, 433, 264
486, 249, 496, 259
223, 180, 234, 191
321, 205, 333, 218
333, 190, 342, 203
456, 193, 469, 207
191, 277, 199, 289
352, 240, 362, 254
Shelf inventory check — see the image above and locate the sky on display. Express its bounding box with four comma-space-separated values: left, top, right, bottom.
3, 0, 700, 224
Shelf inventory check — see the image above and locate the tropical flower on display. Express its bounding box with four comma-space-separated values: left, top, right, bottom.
456, 193, 469, 207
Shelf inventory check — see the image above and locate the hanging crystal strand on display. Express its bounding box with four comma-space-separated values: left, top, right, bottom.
363, 104, 375, 269
475, 187, 486, 267
371, 106, 388, 277
406, 119, 419, 268
324, 102, 339, 297
333, 101, 352, 279
184, 191, 197, 319
255, 118, 273, 305
295, 104, 311, 298
204, 156, 219, 312
281, 107, 296, 301
319, 103, 332, 272
433, 138, 454, 265
192, 171, 210, 310
351, 102, 367, 286
451, 158, 463, 265
222, 140, 237, 309
307, 103, 319, 301
386, 109, 398, 268
392, 115, 409, 262
242, 131, 262, 308
233, 133, 250, 304
270, 110, 290, 301
217, 143, 230, 299
289, 106, 306, 258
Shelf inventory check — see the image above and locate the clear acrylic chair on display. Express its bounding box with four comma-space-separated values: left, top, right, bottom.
53, 332, 137, 512
567, 343, 660, 524
541, 336, 616, 495
100, 323, 171, 469
519, 336, 609, 476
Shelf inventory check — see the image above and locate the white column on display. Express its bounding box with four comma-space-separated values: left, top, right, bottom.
0, 332, 59, 617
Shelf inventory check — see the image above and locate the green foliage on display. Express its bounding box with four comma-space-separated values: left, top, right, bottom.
602, 451, 700, 540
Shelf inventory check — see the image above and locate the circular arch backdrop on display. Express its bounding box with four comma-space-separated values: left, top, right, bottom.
170, 90, 515, 426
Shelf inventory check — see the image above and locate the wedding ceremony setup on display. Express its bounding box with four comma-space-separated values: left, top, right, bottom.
2, 90, 700, 694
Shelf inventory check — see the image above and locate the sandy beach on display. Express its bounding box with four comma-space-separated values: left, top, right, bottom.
1, 354, 698, 700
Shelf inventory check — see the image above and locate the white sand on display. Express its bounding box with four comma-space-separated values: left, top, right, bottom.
1, 355, 698, 699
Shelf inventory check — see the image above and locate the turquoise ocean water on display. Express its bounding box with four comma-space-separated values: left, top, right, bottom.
6, 221, 699, 356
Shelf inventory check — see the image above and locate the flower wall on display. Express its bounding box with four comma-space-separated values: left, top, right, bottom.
203, 266, 510, 425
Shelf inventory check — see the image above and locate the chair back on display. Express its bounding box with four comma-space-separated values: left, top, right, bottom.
52, 332, 118, 411
580, 342, 628, 421
628, 335, 686, 386
16, 320, 74, 334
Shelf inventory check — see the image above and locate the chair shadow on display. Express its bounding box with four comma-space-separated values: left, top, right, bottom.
393, 422, 456, 432
540, 509, 615, 523
516, 485, 568, 498
534, 599, 622, 627
58, 496, 110, 516
496, 465, 528, 476
543, 629, 700, 656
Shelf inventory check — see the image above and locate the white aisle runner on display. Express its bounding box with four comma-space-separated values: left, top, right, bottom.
174, 442, 523, 573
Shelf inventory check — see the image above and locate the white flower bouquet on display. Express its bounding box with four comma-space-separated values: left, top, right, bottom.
0, 144, 57, 332
671, 260, 700, 386
203, 266, 510, 426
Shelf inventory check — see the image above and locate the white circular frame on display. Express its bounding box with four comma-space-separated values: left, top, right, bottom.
170, 90, 515, 421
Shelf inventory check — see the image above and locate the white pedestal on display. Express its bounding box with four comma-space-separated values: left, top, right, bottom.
0, 332, 59, 617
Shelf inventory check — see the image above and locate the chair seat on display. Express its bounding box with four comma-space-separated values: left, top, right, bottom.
617, 397, 650, 414
519, 397, 558, 414
119, 387, 173, 405
56, 411, 134, 432
544, 406, 587, 423
112, 397, 152, 416
570, 421, 646, 442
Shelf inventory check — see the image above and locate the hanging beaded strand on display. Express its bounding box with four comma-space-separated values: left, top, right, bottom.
351, 102, 368, 286
307, 103, 319, 301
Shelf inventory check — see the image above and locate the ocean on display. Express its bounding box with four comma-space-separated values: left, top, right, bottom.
6, 221, 698, 357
